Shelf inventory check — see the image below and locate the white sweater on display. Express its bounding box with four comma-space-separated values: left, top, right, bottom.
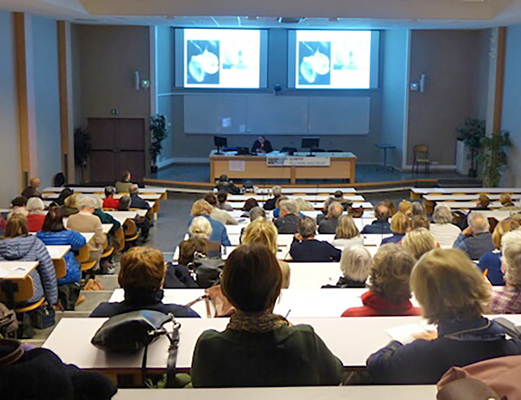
430, 223, 462, 248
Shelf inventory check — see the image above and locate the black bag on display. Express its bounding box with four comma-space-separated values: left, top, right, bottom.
30, 305, 55, 330
0, 303, 17, 338
91, 310, 181, 386
188, 257, 224, 289
58, 283, 81, 311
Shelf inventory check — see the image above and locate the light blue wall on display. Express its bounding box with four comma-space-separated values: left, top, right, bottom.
156, 26, 174, 163
33, 16, 61, 188
0, 10, 21, 205
501, 25, 521, 186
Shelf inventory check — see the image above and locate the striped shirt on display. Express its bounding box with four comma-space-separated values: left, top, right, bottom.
490, 286, 521, 314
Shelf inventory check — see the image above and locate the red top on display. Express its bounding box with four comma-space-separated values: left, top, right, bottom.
103, 197, 120, 210
27, 214, 46, 232
341, 291, 421, 317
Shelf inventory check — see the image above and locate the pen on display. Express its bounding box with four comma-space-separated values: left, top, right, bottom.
285, 309, 292, 318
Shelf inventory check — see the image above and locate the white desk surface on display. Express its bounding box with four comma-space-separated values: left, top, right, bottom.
257, 187, 357, 194
114, 386, 437, 400
64, 219, 112, 235
0, 261, 39, 280
46, 245, 71, 260
43, 187, 167, 194
480, 210, 518, 221
44, 315, 430, 370
424, 194, 521, 202
435, 201, 505, 210
105, 210, 147, 224
225, 219, 374, 235
80, 232, 95, 242
226, 233, 390, 247
229, 201, 374, 210
43, 193, 162, 201
412, 187, 521, 195
227, 194, 366, 202
302, 210, 376, 219
173, 246, 290, 261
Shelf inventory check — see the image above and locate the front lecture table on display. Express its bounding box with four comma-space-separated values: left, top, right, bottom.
210, 151, 357, 184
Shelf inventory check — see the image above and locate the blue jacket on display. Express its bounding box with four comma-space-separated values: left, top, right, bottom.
130, 194, 151, 210
453, 232, 495, 260
37, 230, 87, 285
478, 251, 504, 286
0, 235, 58, 305
367, 317, 521, 384
381, 234, 404, 245
361, 221, 392, 235
188, 215, 231, 246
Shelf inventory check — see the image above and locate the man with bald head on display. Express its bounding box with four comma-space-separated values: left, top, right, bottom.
361, 202, 392, 234
22, 177, 42, 199
318, 202, 344, 234
129, 184, 150, 210
453, 212, 495, 260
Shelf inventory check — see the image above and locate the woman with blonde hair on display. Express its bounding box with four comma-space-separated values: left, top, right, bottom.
499, 193, 520, 211
478, 218, 520, 285
241, 218, 290, 288
323, 245, 371, 288
398, 200, 412, 216
189, 216, 213, 240
294, 197, 314, 212
367, 248, 521, 384
402, 228, 437, 260
62, 193, 80, 217
382, 212, 409, 245
331, 214, 363, 248
188, 199, 231, 246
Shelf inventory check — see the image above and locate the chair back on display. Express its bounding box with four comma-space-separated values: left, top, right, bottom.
76, 245, 91, 263
53, 258, 67, 280
414, 145, 429, 158
0, 276, 35, 304
113, 226, 126, 254
123, 219, 138, 238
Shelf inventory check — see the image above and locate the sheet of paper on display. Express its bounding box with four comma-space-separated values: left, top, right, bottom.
386, 322, 436, 345
229, 160, 245, 172
0, 267, 8, 278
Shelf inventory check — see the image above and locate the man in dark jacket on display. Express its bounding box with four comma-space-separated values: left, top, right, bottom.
318, 202, 344, 234
21, 177, 42, 199
290, 216, 341, 262
263, 185, 282, 210
361, 202, 392, 234
274, 200, 300, 234
129, 184, 151, 210
453, 212, 495, 260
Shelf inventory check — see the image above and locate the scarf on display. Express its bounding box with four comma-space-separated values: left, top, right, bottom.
227, 312, 290, 333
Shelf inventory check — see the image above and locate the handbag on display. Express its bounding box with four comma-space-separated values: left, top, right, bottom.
186, 285, 235, 318
188, 257, 224, 289
30, 305, 55, 330
0, 303, 18, 338
91, 310, 181, 386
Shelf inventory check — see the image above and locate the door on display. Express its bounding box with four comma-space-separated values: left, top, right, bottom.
88, 118, 146, 184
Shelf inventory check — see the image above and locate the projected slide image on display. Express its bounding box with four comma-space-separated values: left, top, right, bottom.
187, 40, 220, 84
298, 41, 331, 85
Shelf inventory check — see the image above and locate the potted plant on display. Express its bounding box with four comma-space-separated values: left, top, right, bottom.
479, 131, 511, 187
74, 127, 92, 183
456, 118, 486, 178
149, 115, 169, 173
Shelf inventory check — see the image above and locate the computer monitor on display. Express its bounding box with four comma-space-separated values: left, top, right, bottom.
301, 137, 320, 156
214, 136, 228, 154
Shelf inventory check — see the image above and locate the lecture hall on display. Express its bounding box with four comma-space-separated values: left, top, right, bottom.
1, 0, 521, 398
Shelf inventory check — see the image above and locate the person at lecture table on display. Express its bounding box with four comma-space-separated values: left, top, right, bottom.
251, 135, 273, 154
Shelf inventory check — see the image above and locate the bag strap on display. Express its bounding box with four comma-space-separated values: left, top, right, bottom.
165, 320, 181, 387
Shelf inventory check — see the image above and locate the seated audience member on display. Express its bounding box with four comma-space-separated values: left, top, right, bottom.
398, 200, 412, 216
341, 244, 420, 317
409, 215, 430, 230
61, 194, 79, 217
191, 244, 342, 387
102, 186, 119, 210
249, 206, 266, 222
499, 193, 520, 211
318, 202, 344, 234
478, 218, 520, 286
410, 202, 427, 218
1, 196, 28, 230
91, 247, 199, 318
52, 187, 73, 207
361, 202, 392, 234
323, 245, 371, 288
316, 197, 334, 224
272, 196, 289, 219
263, 185, 282, 211
241, 198, 259, 217
381, 212, 409, 245
188, 216, 221, 257
275, 200, 301, 234
331, 190, 352, 211
216, 191, 233, 211
242, 218, 290, 288
26, 197, 46, 232
164, 238, 205, 289
290, 217, 341, 262
129, 184, 150, 210
474, 194, 491, 210
66, 196, 107, 270
115, 170, 132, 193
93, 198, 121, 236
189, 200, 231, 246
251, 135, 273, 154
331, 215, 364, 248
402, 228, 437, 260
294, 197, 314, 212
382, 199, 397, 216
0, 214, 57, 307
489, 231, 521, 314
118, 195, 131, 211
203, 192, 238, 225
453, 212, 495, 260
367, 248, 521, 384
36, 208, 86, 287
21, 177, 42, 199
430, 204, 461, 247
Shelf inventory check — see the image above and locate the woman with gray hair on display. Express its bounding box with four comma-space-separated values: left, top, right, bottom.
489, 230, 521, 314
26, 197, 46, 232
322, 245, 371, 288
430, 204, 461, 247
289, 216, 341, 262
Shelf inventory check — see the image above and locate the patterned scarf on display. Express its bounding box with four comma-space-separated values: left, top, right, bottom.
227, 312, 290, 333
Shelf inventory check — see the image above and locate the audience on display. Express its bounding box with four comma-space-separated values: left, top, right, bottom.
402, 228, 437, 260
333, 190, 352, 211
381, 212, 409, 244
263, 185, 282, 210
478, 218, 520, 286
9, 196, 28, 216
331, 214, 364, 248
189, 199, 231, 246
241, 198, 260, 216
0, 214, 57, 307
453, 212, 495, 260
91, 247, 199, 317
129, 184, 150, 210
188, 216, 221, 257
318, 202, 344, 234
410, 202, 427, 218
474, 194, 491, 210
367, 248, 521, 384
361, 202, 392, 234
93, 198, 121, 237
191, 244, 343, 387
499, 193, 520, 211
61, 194, 79, 217
118, 195, 131, 211
398, 200, 412, 216
290, 217, 341, 262
274, 200, 300, 234
102, 186, 119, 210
53, 187, 73, 207
21, 177, 42, 199
203, 192, 238, 225
272, 196, 289, 219
382, 199, 397, 216
323, 245, 371, 288
216, 191, 233, 211
294, 197, 314, 212
115, 170, 132, 193
316, 197, 334, 224
430, 204, 461, 247
26, 197, 46, 232
489, 231, 521, 314
341, 244, 420, 317
241, 218, 290, 288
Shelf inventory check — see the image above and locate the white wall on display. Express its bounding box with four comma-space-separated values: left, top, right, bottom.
33, 16, 61, 188
0, 10, 21, 205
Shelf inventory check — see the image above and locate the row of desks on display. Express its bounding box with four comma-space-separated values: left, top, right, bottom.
43, 187, 167, 195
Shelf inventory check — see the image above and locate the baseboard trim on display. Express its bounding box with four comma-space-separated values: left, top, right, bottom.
401, 165, 457, 172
